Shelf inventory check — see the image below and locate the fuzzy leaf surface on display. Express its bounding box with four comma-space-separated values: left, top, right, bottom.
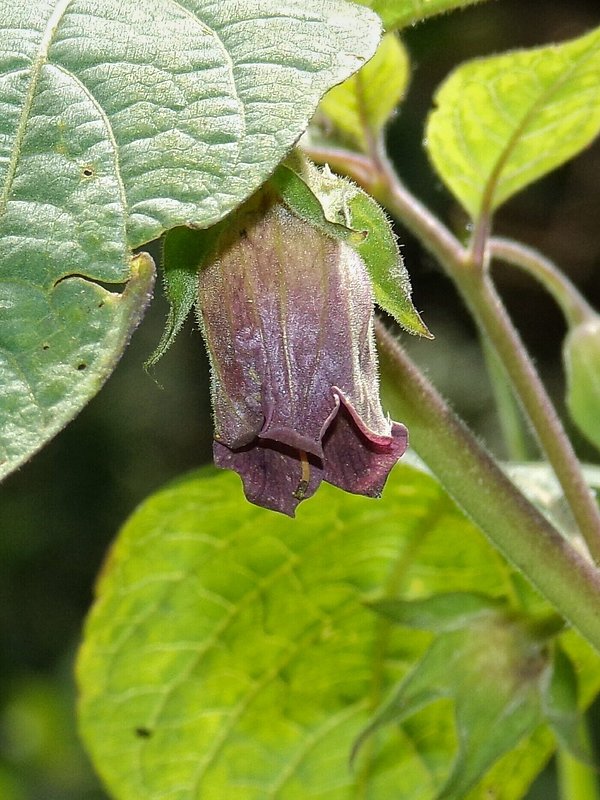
426, 26, 600, 219
78, 465, 600, 799
0, 0, 380, 477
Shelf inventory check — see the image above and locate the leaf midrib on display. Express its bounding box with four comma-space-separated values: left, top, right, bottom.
478, 33, 599, 220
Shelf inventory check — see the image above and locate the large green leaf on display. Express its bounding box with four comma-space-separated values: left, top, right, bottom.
0, 0, 380, 478
352, 0, 488, 31
77, 464, 600, 799
426, 26, 600, 220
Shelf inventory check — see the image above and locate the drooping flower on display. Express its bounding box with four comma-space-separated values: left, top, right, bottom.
197, 189, 408, 515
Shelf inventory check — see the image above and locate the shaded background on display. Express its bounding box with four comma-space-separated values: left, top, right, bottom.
1, 0, 599, 796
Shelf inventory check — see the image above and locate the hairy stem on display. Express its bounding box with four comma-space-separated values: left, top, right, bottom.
454, 267, 600, 565
376, 322, 600, 651
490, 237, 596, 327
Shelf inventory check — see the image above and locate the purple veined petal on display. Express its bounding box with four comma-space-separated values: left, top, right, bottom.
213, 438, 323, 517
321, 388, 408, 497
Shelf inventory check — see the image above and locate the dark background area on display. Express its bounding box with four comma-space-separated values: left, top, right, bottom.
1, 1, 599, 796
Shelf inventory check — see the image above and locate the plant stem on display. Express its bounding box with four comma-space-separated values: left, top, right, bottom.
454, 267, 600, 565
304, 144, 600, 564
482, 338, 533, 462
376, 322, 600, 652
490, 237, 596, 328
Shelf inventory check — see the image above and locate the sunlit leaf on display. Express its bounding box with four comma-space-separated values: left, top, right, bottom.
426, 26, 600, 220
318, 33, 409, 150
352, 0, 489, 31
77, 464, 600, 799
0, 0, 380, 478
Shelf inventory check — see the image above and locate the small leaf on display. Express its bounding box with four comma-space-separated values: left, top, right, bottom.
542, 643, 592, 763
318, 33, 410, 150
352, 0, 490, 31
369, 592, 503, 632
356, 609, 548, 800
563, 318, 600, 452
426, 26, 600, 220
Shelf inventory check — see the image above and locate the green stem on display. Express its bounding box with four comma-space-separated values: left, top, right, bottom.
557, 724, 600, 800
454, 268, 600, 565
490, 237, 596, 328
304, 144, 600, 565
482, 338, 534, 461
376, 322, 600, 652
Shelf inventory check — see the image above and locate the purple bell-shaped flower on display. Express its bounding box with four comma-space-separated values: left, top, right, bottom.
198, 190, 408, 515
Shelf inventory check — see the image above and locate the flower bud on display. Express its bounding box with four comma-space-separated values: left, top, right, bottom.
197, 190, 408, 515
563, 318, 600, 450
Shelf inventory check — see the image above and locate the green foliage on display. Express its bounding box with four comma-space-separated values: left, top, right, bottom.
318, 33, 409, 150
351, 0, 489, 31
0, 252, 154, 480
77, 464, 600, 799
0, 0, 380, 479
359, 608, 545, 800
426, 26, 600, 220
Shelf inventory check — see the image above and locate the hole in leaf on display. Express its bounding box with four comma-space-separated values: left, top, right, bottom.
81, 164, 96, 179
77, 363, 87, 371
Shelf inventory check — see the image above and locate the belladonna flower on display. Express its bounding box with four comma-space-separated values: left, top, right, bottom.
197, 189, 408, 516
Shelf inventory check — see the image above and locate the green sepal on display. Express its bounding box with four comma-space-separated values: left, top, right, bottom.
145, 225, 223, 369
542, 643, 593, 765
270, 164, 366, 245
278, 158, 431, 337
347, 189, 432, 337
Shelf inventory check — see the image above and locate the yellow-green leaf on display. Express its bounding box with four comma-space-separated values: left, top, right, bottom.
353, 0, 489, 31
77, 464, 600, 799
426, 26, 600, 220
318, 33, 409, 150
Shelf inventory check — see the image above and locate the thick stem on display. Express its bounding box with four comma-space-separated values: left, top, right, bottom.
376, 321, 600, 651
490, 237, 596, 328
